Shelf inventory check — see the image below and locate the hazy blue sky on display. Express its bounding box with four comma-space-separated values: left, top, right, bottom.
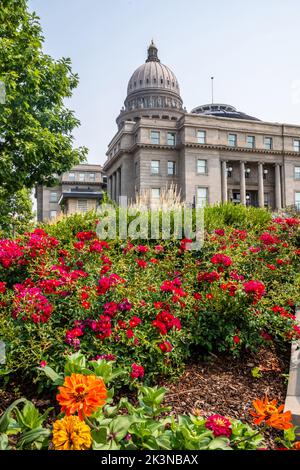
29, 0, 300, 165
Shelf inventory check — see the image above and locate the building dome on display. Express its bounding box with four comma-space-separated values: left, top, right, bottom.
117, 41, 184, 128
127, 42, 181, 96
191, 103, 260, 121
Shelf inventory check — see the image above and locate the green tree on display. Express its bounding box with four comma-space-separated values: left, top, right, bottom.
0, 0, 87, 199
0, 187, 34, 237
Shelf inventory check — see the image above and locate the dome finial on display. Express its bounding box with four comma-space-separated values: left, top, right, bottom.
146, 39, 160, 63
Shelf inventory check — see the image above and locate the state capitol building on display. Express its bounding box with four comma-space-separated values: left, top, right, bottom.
103, 41, 300, 210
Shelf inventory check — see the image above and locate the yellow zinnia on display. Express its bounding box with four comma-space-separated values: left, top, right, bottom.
52, 415, 92, 450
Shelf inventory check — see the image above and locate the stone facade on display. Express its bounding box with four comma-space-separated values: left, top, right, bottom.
36, 164, 107, 222
103, 42, 300, 211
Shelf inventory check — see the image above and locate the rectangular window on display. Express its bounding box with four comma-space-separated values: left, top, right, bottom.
151, 160, 160, 174
167, 161, 176, 175
50, 210, 57, 219
197, 130, 206, 144
197, 159, 207, 174
151, 188, 160, 206
79, 173, 85, 182
264, 137, 273, 150
77, 200, 88, 213
264, 193, 269, 208
69, 172, 75, 181
150, 130, 160, 145
295, 166, 300, 180
197, 187, 208, 207
50, 192, 57, 203
246, 135, 255, 148
89, 173, 95, 182
167, 133, 176, 146
295, 192, 300, 210
228, 134, 237, 147
294, 139, 300, 152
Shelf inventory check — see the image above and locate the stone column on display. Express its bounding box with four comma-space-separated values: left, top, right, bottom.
107, 176, 112, 199
221, 161, 228, 203
116, 169, 120, 205
240, 161, 246, 206
112, 173, 116, 202
275, 164, 282, 210
258, 162, 264, 208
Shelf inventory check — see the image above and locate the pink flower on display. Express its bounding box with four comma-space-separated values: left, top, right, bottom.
243, 280, 266, 300
130, 363, 144, 379
40, 361, 47, 367
205, 414, 232, 438
215, 229, 225, 236
137, 245, 149, 253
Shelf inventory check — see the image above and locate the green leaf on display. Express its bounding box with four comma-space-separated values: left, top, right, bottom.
38, 366, 63, 384
17, 427, 50, 450
208, 437, 232, 450
0, 398, 28, 433
0, 434, 9, 450
91, 427, 107, 444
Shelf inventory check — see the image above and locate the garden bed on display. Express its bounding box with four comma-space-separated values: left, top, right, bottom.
162, 347, 290, 448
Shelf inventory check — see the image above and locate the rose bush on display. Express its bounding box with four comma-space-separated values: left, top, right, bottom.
0, 206, 299, 386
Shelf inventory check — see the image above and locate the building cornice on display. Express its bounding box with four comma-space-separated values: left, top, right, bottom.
181, 143, 300, 156
103, 142, 300, 171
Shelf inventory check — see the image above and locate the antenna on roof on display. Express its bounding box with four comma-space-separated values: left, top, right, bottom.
211, 77, 214, 104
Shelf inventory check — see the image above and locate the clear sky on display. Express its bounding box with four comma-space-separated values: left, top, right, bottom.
28, 0, 300, 165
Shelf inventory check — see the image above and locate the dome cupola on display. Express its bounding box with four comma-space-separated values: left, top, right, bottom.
117, 41, 184, 128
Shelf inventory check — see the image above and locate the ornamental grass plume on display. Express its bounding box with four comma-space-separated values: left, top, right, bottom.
52, 415, 92, 450
56, 373, 107, 420
250, 397, 293, 430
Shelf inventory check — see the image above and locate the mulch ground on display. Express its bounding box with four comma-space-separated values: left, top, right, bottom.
161, 346, 290, 448
0, 345, 290, 449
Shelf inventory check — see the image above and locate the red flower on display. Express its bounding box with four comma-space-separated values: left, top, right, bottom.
126, 329, 134, 339
243, 280, 265, 300
259, 232, 279, 246
130, 363, 144, 379
159, 340, 173, 353
233, 335, 240, 344
129, 316, 142, 328
136, 259, 147, 268
73, 241, 85, 251
81, 301, 91, 310
198, 271, 220, 283
211, 253, 233, 267
215, 229, 225, 236
76, 231, 96, 241
205, 414, 232, 438
40, 361, 47, 367
0, 282, 6, 293
103, 302, 118, 317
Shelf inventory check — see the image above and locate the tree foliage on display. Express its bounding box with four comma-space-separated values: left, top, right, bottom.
0, 0, 87, 197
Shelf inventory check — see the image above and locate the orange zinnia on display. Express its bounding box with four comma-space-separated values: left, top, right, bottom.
57, 373, 107, 420
250, 397, 293, 430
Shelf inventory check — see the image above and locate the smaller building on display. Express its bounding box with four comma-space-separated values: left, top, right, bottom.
36, 164, 107, 222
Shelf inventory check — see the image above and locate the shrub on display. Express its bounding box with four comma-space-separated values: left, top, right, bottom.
0, 209, 299, 387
